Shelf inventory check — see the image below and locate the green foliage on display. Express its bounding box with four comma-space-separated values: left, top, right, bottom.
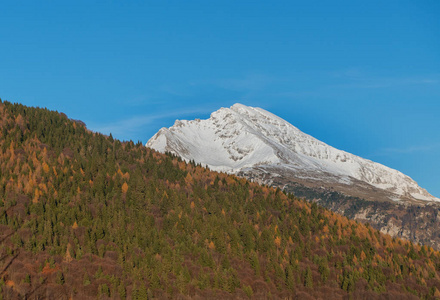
118, 282, 126, 299
98, 283, 110, 298
318, 261, 330, 283
243, 285, 253, 298
56, 271, 65, 285
249, 251, 260, 276
285, 265, 295, 291
24, 274, 31, 284
304, 266, 313, 288
83, 272, 91, 286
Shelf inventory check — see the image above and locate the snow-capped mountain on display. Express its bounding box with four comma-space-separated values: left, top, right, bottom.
146, 103, 439, 203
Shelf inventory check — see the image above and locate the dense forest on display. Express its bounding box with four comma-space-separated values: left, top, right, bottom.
282, 182, 440, 251
1, 100, 440, 299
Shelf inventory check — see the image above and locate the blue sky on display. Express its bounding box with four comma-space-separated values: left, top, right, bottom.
1, 1, 439, 196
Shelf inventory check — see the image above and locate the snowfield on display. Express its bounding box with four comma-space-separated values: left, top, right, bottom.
147, 103, 439, 203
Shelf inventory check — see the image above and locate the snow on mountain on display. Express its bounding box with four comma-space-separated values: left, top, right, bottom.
146, 103, 439, 203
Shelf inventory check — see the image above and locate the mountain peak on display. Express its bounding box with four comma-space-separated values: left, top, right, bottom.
231, 102, 248, 110
146, 104, 439, 203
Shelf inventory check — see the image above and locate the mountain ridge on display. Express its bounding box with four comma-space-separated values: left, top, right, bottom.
147, 103, 439, 203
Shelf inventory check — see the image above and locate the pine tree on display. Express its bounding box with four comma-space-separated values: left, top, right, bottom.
83, 272, 91, 286
56, 271, 65, 285
304, 267, 313, 288
285, 265, 295, 291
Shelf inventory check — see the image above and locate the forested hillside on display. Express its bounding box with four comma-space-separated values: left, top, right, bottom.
282, 182, 440, 251
1, 100, 440, 299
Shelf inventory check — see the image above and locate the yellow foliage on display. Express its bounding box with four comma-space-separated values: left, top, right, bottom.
39, 183, 48, 193
190, 201, 195, 209
352, 255, 358, 265
42, 147, 48, 160
275, 236, 281, 248
58, 153, 65, 165
64, 247, 73, 263
423, 245, 429, 254
72, 221, 78, 229
360, 250, 367, 261
24, 179, 33, 194
15, 114, 25, 128
42, 162, 50, 173
225, 176, 235, 186
122, 182, 129, 194
208, 241, 215, 250
185, 173, 193, 185
33, 189, 40, 203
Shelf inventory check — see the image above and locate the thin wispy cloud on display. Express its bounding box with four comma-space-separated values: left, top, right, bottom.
374, 143, 440, 156
88, 106, 217, 141
190, 71, 440, 105
118, 95, 161, 107
333, 76, 440, 89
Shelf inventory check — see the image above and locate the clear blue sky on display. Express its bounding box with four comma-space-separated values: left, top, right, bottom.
1, 1, 439, 197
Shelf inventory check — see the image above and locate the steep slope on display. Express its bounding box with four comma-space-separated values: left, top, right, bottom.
3, 99, 440, 299
147, 103, 439, 203
147, 104, 440, 250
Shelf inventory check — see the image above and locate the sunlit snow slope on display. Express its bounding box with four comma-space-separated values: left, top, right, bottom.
147, 103, 439, 202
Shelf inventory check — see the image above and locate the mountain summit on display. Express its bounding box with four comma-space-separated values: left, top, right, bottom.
147, 103, 439, 203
